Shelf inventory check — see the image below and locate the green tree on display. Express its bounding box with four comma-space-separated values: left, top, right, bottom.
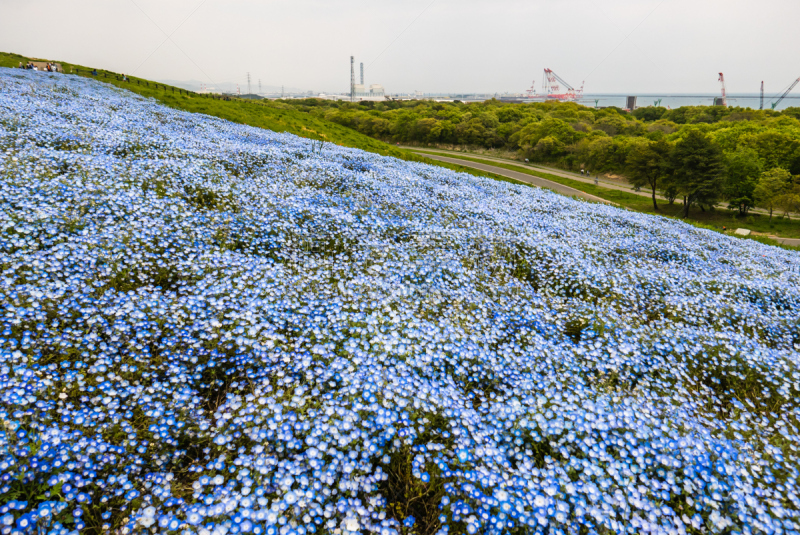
742, 131, 800, 170
412, 118, 439, 144
722, 147, 763, 215
632, 106, 667, 122
626, 138, 672, 211
670, 130, 725, 218
533, 136, 566, 159
753, 168, 792, 220
776, 184, 800, 219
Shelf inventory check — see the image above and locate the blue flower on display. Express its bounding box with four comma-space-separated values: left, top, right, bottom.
0, 66, 798, 535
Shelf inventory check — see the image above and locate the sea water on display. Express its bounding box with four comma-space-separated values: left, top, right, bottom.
579, 93, 800, 111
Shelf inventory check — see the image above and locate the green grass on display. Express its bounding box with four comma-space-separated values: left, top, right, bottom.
0, 51, 528, 188
412, 150, 800, 251
5, 50, 799, 251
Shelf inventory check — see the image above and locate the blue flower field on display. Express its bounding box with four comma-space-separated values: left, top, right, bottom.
1, 69, 799, 535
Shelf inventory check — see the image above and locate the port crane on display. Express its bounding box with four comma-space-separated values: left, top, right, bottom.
524, 80, 537, 98
770, 77, 800, 110
542, 69, 584, 100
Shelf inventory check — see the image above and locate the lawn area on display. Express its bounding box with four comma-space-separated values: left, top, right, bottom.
6, 50, 799, 248
4, 57, 800, 535
413, 150, 800, 247
0, 52, 514, 185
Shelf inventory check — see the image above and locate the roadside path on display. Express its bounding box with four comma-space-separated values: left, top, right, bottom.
412, 148, 800, 248
418, 153, 614, 205
415, 150, 800, 247
410, 147, 675, 202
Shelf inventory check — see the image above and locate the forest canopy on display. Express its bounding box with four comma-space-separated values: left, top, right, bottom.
278, 98, 800, 217
278, 99, 800, 176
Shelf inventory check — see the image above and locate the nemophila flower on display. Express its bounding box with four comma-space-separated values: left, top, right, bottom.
1, 68, 799, 535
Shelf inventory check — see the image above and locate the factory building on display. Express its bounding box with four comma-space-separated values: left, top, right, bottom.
351, 83, 385, 98
350, 56, 386, 100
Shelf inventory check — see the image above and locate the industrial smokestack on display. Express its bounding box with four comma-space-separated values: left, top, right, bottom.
350, 56, 355, 101
360, 63, 364, 85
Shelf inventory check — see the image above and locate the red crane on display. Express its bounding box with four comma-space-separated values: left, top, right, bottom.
542, 69, 584, 101
524, 80, 537, 98
718, 73, 727, 107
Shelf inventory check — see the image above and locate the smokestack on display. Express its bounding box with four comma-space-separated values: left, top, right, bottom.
350, 56, 355, 101
360, 63, 364, 85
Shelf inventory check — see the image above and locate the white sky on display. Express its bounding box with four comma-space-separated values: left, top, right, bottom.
1, 0, 798, 95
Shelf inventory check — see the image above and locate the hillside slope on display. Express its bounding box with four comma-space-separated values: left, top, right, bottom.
1, 51, 527, 191
2, 69, 800, 535
0, 52, 409, 157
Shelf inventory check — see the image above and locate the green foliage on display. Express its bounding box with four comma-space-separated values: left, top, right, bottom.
418, 151, 800, 247
626, 138, 673, 210
632, 106, 667, 122
5, 50, 799, 236
723, 147, 763, 215
754, 168, 793, 220
670, 131, 726, 217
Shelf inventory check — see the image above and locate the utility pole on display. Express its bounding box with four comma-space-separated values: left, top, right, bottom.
350, 56, 355, 101
247, 72, 251, 95
760, 81, 764, 110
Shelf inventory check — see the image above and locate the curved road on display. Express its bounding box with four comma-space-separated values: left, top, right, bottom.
418, 151, 800, 248
420, 153, 615, 205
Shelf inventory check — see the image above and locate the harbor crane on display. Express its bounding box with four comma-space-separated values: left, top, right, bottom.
718, 73, 727, 107
542, 69, 584, 100
525, 81, 537, 98
771, 77, 800, 110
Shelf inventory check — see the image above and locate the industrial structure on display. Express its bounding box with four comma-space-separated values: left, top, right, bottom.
348, 56, 386, 101
715, 73, 727, 107
501, 68, 584, 102
542, 69, 584, 100
350, 56, 355, 101
770, 77, 800, 109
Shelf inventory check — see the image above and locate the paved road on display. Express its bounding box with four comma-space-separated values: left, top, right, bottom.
411, 147, 800, 219
419, 153, 615, 205
418, 151, 800, 248
409, 147, 647, 197
415, 149, 800, 248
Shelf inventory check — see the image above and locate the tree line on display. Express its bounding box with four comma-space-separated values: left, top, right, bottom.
278, 99, 800, 218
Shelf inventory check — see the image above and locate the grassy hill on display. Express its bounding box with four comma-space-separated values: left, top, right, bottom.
3, 67, 799, 535
1, 51, 522, 185
4, 51, 799, 250
0, 52, 405, 156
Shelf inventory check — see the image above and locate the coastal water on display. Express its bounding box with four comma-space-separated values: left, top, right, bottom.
578, 93, 799, 111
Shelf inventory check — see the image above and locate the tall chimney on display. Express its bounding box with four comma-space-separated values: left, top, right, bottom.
350, 56, 355, 101
360, 63, 364, 86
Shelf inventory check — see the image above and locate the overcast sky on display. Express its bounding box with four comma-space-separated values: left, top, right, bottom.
2, 0, 798, 95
